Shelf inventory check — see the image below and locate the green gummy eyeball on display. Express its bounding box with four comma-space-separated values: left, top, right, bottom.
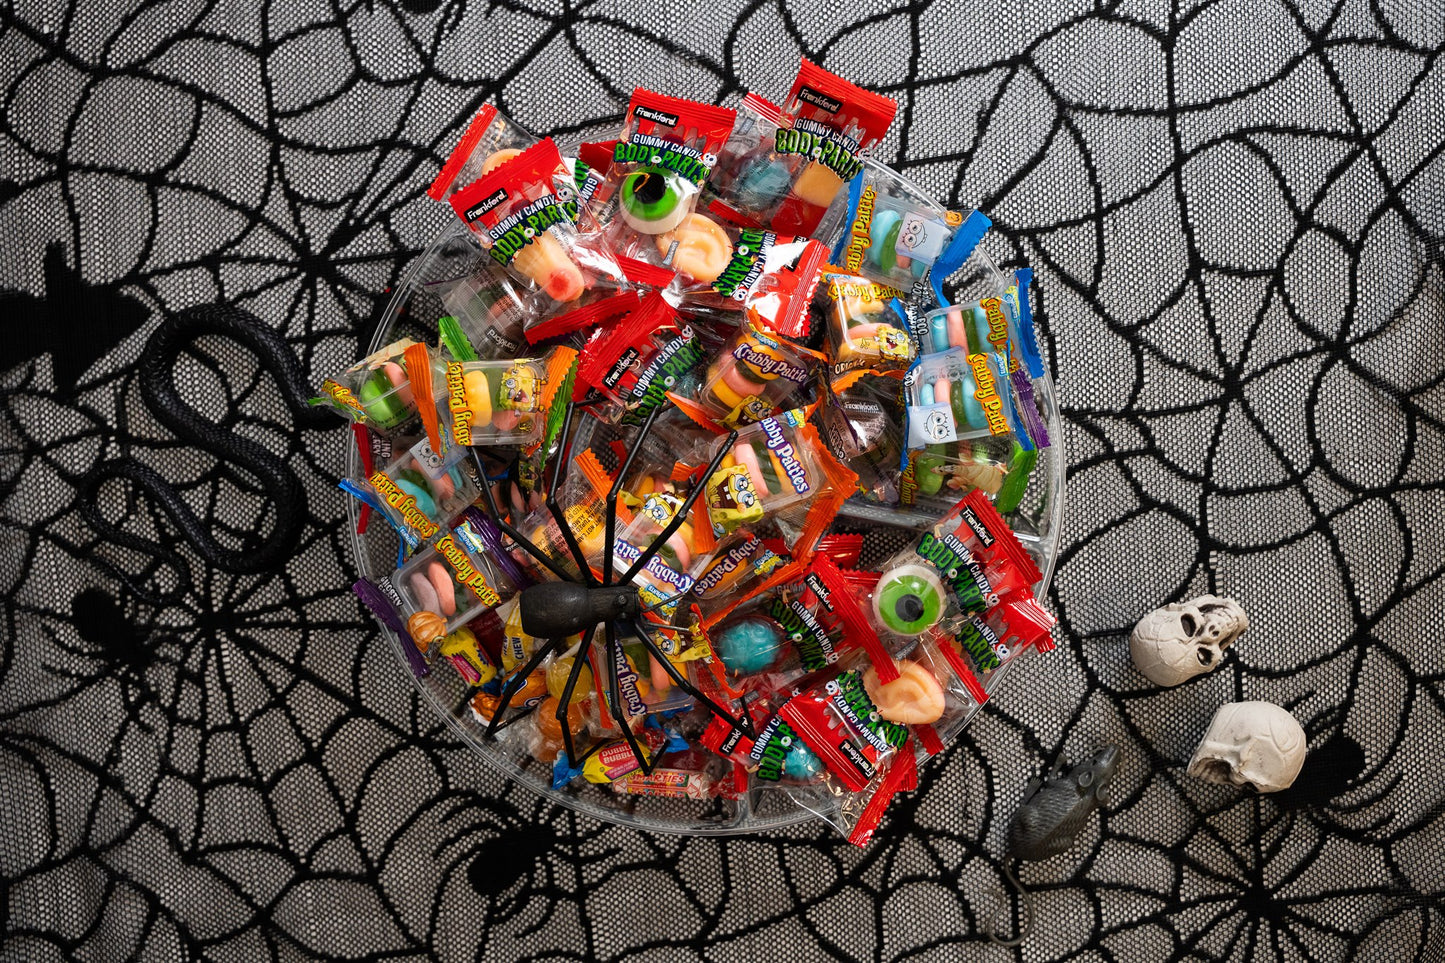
874, 563, 945, 636
619, 169, 688, 235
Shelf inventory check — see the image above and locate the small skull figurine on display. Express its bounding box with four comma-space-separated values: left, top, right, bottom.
1188, 701, 1306, 793
1130, 595, 1248, 687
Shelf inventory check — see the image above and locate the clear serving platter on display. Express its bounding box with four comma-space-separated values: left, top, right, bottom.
345, 159, 1065, 834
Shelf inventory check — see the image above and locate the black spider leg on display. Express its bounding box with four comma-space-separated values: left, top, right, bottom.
484, 635, 570, 738
602, 406, 663, 587
604, 621, 655, 775
630, 617, 754, 738
541, 402, 597, 585
470, 447, 574, 583
618, 429, 737, 585
555, 625, 602, 766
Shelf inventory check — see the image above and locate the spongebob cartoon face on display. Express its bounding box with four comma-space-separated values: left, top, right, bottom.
500, 362, 540, 410
876, 324, 910, 361
898, 217, 927, 253
705, 464, 765, 536
640, 493, 680, 527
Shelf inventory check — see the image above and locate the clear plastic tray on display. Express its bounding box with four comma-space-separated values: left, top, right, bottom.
345, 165, 1064, 835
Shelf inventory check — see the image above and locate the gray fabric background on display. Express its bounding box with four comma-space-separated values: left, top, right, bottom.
2, 1, 1443, 960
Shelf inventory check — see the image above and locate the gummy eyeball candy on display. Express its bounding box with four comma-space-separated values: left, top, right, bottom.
620, 169, 688, 234
712, 615, 784, 676
873, 564, 945, 637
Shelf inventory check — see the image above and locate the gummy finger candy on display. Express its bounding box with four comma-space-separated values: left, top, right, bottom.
448, 139, 631, 339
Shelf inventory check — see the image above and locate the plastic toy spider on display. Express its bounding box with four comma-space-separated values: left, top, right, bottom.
472, 402, 756, 774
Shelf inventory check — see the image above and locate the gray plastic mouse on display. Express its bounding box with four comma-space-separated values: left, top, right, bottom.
990, 746, 1120, 945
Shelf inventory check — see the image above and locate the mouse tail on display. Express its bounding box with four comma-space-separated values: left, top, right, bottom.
986, 860, 1034, 946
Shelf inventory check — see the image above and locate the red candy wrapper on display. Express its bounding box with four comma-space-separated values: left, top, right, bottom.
448, 138, 632, 341
587, 90, 736, 272
427, 103, 536, 202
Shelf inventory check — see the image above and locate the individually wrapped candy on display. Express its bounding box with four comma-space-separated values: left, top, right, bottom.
699, 552, 894, 697
709, 59, 897, 236
700, 704, 829, 788
933, 596, 1057, 704
813, 369, 905, 504
672, 229, 829, 326
364, 433, 479, 545
353, 510, 522, 678
317, 338, 436, 434
830, 164, 964, 289
404, 341, 575, 453
778, 657, 912, 793
426, 103, 536, 202
689, 532, 786, 619
574, 293, 712, 427
585, 90, 736, 270
678, 316, 818, 429
862, 489, 1043, 642
818, 268, 914, 374
900, 346, 1033, 486
448, 138, 632, 340
432, 259, 533, 360
698, 409, 858, 556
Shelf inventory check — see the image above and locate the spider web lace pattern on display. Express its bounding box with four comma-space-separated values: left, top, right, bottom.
2, 2, 1443, 961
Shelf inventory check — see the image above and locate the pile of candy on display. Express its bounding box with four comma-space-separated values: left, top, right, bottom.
325, 59, 1058, 845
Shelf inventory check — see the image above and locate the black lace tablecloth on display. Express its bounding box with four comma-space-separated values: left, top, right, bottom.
4, 2, 1443, 960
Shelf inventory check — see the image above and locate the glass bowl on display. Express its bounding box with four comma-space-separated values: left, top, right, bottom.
345, 162, 1064, 835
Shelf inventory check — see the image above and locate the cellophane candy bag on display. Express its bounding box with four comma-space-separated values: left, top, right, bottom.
433, 261, 532, 360
586, 90, 736, 272
404, 341, 575, 454
448, 139, 631, 340
865, 490, 1038, 643
426, 104, 536, 202
817, 268, 914, 374
698, 408, 857, 555
814, 368, 905, 504
709, 59, 896, 236
830, 163, 964, 289
679, 315, 818, 429
353, 510, 522, 680
699, 552, 895, 697
575, 293, 714, 427
932, 595, 1056, 704
318, 338, 437, 435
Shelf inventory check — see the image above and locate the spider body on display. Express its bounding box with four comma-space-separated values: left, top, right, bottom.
472, 402, 754, 776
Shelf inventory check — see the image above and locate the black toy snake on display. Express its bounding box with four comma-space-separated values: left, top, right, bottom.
78, 303, 339, 600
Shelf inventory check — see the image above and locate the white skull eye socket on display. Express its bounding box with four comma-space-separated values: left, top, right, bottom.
1197, 648, 1214, 665
1180, 612, 1198, 636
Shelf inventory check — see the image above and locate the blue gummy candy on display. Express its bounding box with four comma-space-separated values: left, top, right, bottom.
736, 157, 792, 211
783, 741, 825, 781
713, 616, 783, 677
